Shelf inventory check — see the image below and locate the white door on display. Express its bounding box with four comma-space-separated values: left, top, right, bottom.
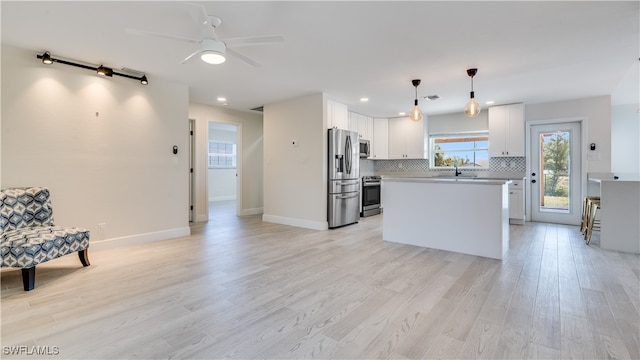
529, 122, 582, 225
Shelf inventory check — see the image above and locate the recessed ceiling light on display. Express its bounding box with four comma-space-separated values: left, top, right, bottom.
398, 112, 406, 116
486, 100, 495, 105
217, 97, 226, 102
360, 97, 369, 102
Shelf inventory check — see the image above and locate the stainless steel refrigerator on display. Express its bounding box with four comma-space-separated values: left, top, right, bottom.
328, 128, 360, 228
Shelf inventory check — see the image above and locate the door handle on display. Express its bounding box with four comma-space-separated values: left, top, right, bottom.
337, 194, 359, 199
337, 181, 359, 186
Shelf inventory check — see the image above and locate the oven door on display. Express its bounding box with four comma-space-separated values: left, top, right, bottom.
362, 181, 381, 210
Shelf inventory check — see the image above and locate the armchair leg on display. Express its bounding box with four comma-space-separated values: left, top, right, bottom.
22, 267, 35, 291
78, 249, 90, 267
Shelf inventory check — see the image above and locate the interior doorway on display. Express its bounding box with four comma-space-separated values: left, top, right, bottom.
208, 122, 240, 219
528, 121, 582, 225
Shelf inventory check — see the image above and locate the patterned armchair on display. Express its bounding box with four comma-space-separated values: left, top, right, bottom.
0, 187, 90, 291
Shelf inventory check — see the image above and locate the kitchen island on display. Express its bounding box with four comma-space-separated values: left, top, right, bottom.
588, 173, 640, 253
382, 177, 511, 260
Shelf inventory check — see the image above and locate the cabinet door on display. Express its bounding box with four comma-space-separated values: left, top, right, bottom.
348, 111, 359, 135
358, 115, 370, 140
365, 116, 374, 153
488, 106, 507, 157
330, 100, 349, 130
404, 117, 425, 159
505, 103, 525, 157
509, 189, 524, 219
387, 117, 406, 159
372, 118, 388, 159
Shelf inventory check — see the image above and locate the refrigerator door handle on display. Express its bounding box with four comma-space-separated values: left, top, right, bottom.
337, 181, 359, 186
337, 193, 359, 199
345, 135, 352, 175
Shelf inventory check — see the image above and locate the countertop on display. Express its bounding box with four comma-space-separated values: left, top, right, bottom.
382, 176, 512, 185
588, 172, 640, 182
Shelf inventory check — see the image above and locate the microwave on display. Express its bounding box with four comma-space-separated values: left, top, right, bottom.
359, 139, 370, 158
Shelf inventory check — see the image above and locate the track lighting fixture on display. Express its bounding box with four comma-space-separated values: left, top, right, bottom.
36, 51, 148, 85
464, 68, 480, 117
41, 51, 53, 65
96, 65, 113, 77
410, 79, 423, 122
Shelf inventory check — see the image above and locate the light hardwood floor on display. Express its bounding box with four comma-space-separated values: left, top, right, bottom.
1, 208, 639, 359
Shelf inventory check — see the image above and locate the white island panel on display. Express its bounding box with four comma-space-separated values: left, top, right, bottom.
382, 178, 509, 259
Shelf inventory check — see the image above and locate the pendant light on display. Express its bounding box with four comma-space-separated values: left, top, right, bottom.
464, 68, 480, 117
410, 79, 422, 121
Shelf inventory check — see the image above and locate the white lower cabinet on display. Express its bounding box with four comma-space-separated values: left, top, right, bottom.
509, 178, 526, 224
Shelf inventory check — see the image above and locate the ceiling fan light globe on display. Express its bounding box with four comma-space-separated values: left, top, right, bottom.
201, 51, 226, 64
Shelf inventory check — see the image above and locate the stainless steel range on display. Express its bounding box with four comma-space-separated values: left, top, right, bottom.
361, 175, 381, 217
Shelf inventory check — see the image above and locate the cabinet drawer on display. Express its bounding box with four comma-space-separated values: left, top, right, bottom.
509, 179, 524, 190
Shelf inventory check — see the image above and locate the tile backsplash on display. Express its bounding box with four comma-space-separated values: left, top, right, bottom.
363, 157, 526, 174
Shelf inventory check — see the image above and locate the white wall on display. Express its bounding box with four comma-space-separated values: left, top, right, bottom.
610, 60, 640, 174
611, 104, 640, 174
189, 103, 263, 220
428, 109, 488, 134
263, 92, 327, 230
525, 95, 612, 173
1, 44, 190, 248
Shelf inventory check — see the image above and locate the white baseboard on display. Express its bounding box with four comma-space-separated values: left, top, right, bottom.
90, 227, 191, 251
241, 207, 263, 216
262, 214, 328, 231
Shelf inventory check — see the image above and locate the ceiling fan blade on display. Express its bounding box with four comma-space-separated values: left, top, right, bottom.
226, 48, 262, 67
126, 28, 199, 44
223, 35, 284, 48
185, 2, 209, 25
181, 49, 201, 64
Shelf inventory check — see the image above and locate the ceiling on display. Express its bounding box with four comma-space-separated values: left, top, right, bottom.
2, 1, 638, 118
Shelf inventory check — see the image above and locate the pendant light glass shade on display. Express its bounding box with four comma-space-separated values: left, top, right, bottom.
465, 92, 480, 117
410, 79, 422, 121
464, 68, 480, 117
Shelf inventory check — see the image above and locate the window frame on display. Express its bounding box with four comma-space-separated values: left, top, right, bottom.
429, 131, 490, 169
208, 141, 237, 169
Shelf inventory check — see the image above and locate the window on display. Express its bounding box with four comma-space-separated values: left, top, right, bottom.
430, 132, 489, 169
208, 142, 236, 168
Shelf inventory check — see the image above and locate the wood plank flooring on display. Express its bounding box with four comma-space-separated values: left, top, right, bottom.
2, 205, 639, 359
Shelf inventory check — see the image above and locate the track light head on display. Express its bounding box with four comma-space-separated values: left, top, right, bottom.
41, 51, 53, 65
96, 65, 113, 77
140, 75, 148, 85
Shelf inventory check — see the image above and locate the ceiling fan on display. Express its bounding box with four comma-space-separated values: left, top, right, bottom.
128, 3, 284, 67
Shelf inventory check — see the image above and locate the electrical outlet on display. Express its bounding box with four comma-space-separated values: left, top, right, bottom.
97, 223, 106, 240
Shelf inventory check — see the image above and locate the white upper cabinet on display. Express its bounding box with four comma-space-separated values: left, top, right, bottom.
372, 118, 388, 159
348, 111, 373, 140
327, 100, 349, 130
488, 103, 525, 157
388, 116, 426, 159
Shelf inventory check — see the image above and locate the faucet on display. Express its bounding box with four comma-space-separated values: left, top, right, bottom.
454, 160, 462, 177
